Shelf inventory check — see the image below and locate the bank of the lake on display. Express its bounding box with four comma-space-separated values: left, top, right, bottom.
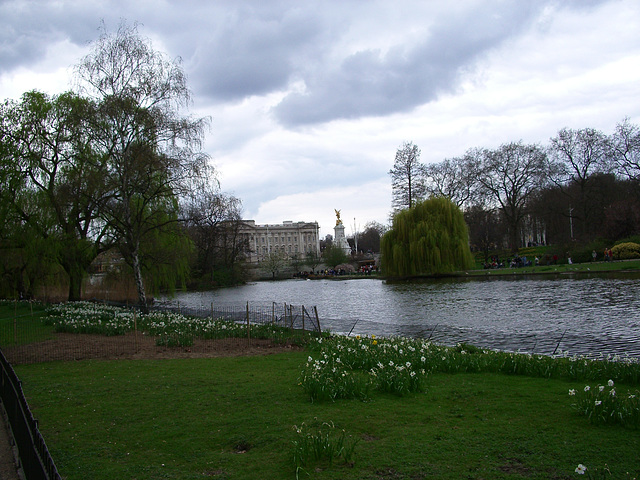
301, 259, 640, 282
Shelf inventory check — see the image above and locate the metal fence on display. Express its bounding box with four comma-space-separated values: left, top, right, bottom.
154, 301, 322, 331
0, 349, 61, 480
0, 302, 321, 365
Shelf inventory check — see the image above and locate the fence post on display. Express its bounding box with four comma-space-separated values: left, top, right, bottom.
12, 299, 17, 345
289, 304, 294, 332
246, 301, 251, 345
134, 311, 139, 354
301, 306, 306, 332
314, 306, 321, 334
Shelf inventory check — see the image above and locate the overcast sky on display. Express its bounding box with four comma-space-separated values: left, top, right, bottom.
2, 1, 639, 237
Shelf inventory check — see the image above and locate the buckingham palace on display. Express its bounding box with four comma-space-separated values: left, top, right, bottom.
238, 220, 321, 263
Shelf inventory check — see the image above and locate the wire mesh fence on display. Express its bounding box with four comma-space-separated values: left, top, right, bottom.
2, 298, 639, 364
0, 301, 321, 365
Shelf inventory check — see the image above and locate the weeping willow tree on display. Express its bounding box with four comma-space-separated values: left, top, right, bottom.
381, 197, 474, 277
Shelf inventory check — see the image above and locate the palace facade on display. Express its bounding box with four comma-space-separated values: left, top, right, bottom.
238, 220, 321, 263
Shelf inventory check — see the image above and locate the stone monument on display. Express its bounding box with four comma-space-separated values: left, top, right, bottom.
333, 209, 351, 255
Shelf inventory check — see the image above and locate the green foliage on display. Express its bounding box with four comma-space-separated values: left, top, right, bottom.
292, 420, 358, 473
381, 197, 474, 277
611, 242, 640, 260
570, 381, 640, 429
322, 244, 349, 268
139, 216, 193, 295
301, 335, 640, 400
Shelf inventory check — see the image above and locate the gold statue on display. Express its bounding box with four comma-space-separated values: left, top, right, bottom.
335, 209, 342, 225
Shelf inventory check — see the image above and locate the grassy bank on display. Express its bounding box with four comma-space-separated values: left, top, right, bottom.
15, 350, 640, 480
461, 258, 640, 277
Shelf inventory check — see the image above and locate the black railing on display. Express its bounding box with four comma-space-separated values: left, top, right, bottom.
0, 348, 61, 480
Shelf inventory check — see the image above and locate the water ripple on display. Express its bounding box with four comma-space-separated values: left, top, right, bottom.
159, 273, 640, 358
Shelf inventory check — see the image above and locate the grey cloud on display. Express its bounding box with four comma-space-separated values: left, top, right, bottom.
0, 1, 109, 75
185, 5, 327, 102
272, 3, 545, 127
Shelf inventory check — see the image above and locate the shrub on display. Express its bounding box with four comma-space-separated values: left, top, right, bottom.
611, 242, 640, 260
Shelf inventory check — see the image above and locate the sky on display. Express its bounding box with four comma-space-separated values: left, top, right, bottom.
1, 1, 640, 238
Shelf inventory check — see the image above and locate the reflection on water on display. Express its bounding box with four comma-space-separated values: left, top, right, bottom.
159, 272, 640, 358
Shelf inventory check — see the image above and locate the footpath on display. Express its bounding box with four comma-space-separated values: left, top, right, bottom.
0, 406, 22, 480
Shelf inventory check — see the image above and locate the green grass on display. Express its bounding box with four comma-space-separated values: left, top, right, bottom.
15, 352, 640, 480
463, 258, 640, 277
0, 300, 52, 345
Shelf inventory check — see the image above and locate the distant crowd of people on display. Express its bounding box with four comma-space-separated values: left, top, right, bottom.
483, 247, 618, 270
483, 254, 534, 269
294, 265, 379, 278
592, 248, 614, 262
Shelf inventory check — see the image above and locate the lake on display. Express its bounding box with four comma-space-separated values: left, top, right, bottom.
158, 273, 640, 358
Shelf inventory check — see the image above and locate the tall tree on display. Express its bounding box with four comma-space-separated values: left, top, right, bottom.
389, 141, 425, 212
183, 185, 246, 285
611, 118, 640, 182
381, 197, 474, 277
424, 149, 481, 209
479, 142, 547, 251
0, 91, 108, 300
75, 21, 211, 311
464, 205, 504, 263
357, 221, 387, 253
546, 127, 611, 240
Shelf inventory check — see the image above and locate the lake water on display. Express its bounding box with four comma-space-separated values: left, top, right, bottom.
158, 273, 640, 358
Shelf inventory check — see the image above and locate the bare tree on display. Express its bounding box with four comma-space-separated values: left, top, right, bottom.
547, 127, 611, 239
610, 118, 640, 182
389, 141, 426, 212
424, 148, 482, 208
464, 205, 504, 263
183, 181, 247, 285
75, 21, 211, 311
480, 142, 547, 251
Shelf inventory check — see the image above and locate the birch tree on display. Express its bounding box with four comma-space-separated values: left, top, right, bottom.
75, 21, 211, 311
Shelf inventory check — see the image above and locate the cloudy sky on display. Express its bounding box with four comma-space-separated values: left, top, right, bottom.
2, 1, 640, 237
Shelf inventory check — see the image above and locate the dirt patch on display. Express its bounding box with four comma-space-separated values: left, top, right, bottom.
4, 332, 302, 365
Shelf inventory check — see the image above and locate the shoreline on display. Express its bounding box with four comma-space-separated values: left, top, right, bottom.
302, 259, 640, 282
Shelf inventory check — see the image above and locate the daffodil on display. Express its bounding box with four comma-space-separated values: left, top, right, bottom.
575, 464, 587, 475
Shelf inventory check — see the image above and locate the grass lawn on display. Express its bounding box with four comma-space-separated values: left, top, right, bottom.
15, 351, 640, 480
0, 300, 52, 345
462, 258, 640, 277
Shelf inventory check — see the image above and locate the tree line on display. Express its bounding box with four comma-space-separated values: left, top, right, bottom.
389, 122, 640, 258
0, 22, 245, 308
